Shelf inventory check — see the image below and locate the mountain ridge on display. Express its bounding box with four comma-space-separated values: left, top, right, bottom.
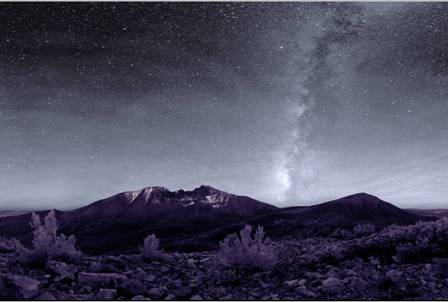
64, 185, 276, 223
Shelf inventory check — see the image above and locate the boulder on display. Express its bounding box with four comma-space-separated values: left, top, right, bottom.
190, 294, 203, 300
386, 270, 403, 283
351, 277, 369, 295
0, 275, 21, 300
284, 279, 300, 287
96, 288, 117, 300
301, 289, 317, 299
8, 275, 41, 299
321, 277, 343, 294
172, 286, 192, 299
131, 267, 156, 282
78, 272, 127, 287
46, 260, 76, 282
432, 257, 448, 278
131, 295, 149, 300
187, 258, 195, 266
160, 266, 170, 273
148, 287, 164, 299
36, 291, 57, 300
66, 293, 95, 300
121, 278, 147, 296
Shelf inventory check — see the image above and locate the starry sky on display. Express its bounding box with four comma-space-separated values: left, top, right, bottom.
1, 2, 448, 210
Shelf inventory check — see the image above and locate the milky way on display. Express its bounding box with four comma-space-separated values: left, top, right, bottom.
1, 3, 448, 209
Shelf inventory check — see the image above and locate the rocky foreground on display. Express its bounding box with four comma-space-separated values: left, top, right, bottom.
2, 238, 448, 300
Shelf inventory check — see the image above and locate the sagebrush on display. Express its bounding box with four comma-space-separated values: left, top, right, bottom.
142, 233, 167, 261
217, 225, 276, 271
14, 210, 80, 264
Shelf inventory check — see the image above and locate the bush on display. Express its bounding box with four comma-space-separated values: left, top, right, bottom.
142, 234, 167, 261
331, 228, 352, 239
216, 225, 276, 271
349, 218, 448, 263
0, 236, 15, 253
353, 224, 376, 237
14, 210, 81, 265
12, 238, 40, 266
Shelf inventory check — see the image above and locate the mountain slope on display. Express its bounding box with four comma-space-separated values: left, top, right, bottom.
58, 185, 276, 253
243, 193, 427, 239
63, 185, 275, 223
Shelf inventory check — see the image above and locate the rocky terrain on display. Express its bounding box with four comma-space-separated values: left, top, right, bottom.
2, 234, 448, 300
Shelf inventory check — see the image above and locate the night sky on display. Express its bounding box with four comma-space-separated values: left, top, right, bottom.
1, 2, 448, 210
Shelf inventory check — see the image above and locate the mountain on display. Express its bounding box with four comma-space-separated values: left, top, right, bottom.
244, 193, 427, 240
0, 188, 430, 254
63, 185, 275, 222
0, 210, 28, 218
407, 208, 448, 218
60, 185, 276, 253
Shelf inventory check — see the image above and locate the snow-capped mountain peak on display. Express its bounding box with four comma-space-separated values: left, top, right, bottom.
68, 185, 276, 222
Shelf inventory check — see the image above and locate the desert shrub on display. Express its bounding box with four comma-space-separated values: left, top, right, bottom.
141, 233, 167, 261
11, 238, 41, 266
216, 225, 276, 271
393, 237, 440, 263
274, 219, 448, 269
331, 228, 353, 239
391, 220, 448, 263
0, 236, 15, 253
14, 210, 81, 265
353, 224, 376, 237
349, 218, 448, 263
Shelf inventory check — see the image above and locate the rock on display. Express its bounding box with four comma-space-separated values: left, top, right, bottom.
66, 293, 95, 300
386, 270, 403, 283
148, 287, 163, 299
351, 277, 369, 295
0, 277, 22, 300
432, 257, 448, 278
165, 294, 176, 300
78, 272, 127, 287
133, 268, 150, 281
345, 269, 358, 276
321, 277, 343, 294
36, 291, 56, 300
132, 295, 149, 300
160, 266, 170, 273
301, 289, 317, 298
79, 285, 93, 294
304, 271, 322, 278
47, 291, 72, 300
146, 274, 156, 282
9, 275, 41, 299
172, 286, 192, 299
46, 260, 75, 282
368, 257, 380, 266
88, 262, 104, 272
189, 277, 202, 289
121, 279, 147, 295
284, 279, 300, 287
122, 270, 135, 277
190, 294, 203, 300
0, 276, 6, 292
96, 288, 117, 300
